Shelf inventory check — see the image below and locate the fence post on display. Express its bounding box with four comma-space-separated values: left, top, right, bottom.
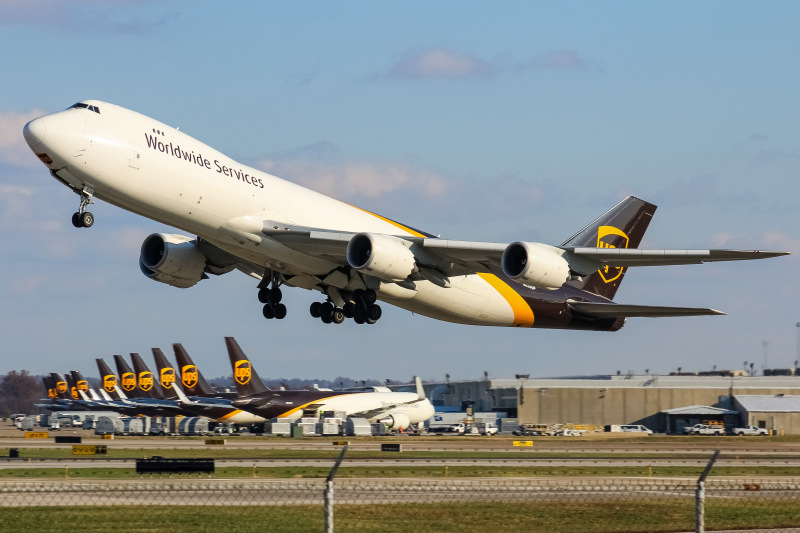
324, 445, 348, 533
695, 449, 720, 533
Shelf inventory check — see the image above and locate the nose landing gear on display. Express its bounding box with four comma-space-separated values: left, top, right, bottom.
71, 188, 94, 228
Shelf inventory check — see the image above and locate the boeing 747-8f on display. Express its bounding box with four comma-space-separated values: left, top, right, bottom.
22, 101, 788, 330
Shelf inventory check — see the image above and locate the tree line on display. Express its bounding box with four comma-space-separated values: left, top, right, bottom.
0, 371, 42, 417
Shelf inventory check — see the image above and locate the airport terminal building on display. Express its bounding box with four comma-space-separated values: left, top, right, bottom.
416, 374, 800, 434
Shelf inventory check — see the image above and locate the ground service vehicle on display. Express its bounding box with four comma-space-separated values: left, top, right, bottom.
684, 424, 724, 435
732, 425, 768, 436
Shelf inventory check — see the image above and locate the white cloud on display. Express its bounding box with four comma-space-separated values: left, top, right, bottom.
710, 230, 800, 254
379, 48, 498, 80
0, 0, 176, 33
254, 147, 450, 202
529, 50, 588, 70
0, 109, 47, 168
376, 47, 592, 81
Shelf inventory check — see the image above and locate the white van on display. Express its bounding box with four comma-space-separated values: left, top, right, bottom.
620, 424, 653, 434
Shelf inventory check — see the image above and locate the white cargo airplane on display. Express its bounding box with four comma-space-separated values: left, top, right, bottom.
23, 101, 787, 330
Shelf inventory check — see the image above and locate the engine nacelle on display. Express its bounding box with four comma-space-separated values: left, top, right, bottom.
501, 242, 570, 289
346, 233, 416, 282
377, 412, 411, 431
139, 233, 208, 289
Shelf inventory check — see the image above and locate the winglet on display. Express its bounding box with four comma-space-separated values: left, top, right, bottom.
171, 381, 193, 404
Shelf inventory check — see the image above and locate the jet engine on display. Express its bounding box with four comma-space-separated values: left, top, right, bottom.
346, 233, 416, 282
139, 233, 208, 288
501, 241, 570, 289
377, 412, 411, 431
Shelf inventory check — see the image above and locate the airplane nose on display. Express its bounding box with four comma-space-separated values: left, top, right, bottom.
22, 110, 86, 167
23, 116, 47, 149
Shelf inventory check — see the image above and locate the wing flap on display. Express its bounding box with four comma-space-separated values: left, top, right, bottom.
568, 300, 725, 318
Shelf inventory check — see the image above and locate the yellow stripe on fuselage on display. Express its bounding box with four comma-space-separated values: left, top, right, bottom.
352, 206, 428, 238
478, 273, 535, 327
217, 410, 243, 421
276, 393, 359, 418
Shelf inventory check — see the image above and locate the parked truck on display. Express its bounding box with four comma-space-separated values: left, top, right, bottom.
732, 425, 768, 436
683, 424, 725, 436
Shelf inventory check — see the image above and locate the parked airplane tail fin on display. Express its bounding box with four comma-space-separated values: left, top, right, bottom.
414, 376, 426, 401
42, 376, 56, 400
225, 336, 269, 397
172, 343, 217, 396
113, 355, 139, 398
96, 358, 119, 399
561, 196, 657, 300
152, 348, 179, 400
131, 352, 166, 399
50, 372, 69, 400
70, 370, 92, 401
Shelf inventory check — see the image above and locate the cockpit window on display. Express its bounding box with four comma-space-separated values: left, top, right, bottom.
69, 102, 100, 114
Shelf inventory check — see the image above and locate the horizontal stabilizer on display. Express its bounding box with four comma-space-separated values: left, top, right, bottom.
566, 248, 789, 267
568, 300, 725, 318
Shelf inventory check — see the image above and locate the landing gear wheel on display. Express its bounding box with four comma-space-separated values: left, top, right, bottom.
273, 303, 287, 319
332, 308, 345, 324
343, 301, 355, 318
258, 288, 271, 304
268, 287, 282, 305
353, 305, 366, 324
363, 289, 377, 306
262, 304, 275, 319
366, 317, 377, 325
310, 301, 322, 318
320, 302, 334, 323
367, 304, 382, 321
71, 213, 82, 228
80, 212, 94, 228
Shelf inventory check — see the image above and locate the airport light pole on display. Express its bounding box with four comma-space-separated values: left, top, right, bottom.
796, 322, 799, 372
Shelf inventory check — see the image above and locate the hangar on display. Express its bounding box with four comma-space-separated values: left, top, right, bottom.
733, 395, 800, 435
416, 374, 800, 434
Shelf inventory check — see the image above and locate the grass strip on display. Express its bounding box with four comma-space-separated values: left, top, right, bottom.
1, 500, 798, 533
2, 465, 800, 479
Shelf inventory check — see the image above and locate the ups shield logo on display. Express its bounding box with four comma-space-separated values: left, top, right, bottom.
56, 381, 67, 394
597, 226, 629, 283
48, 388, 56, 399
121, 372, 136, 391
160, 368, 176, 388
104, 375, 117, 393
182, 365, 198, 388
71, 386, 79, 400
77, 380, 88, 392
139, 371, 154, 391
235, 360, 252, 385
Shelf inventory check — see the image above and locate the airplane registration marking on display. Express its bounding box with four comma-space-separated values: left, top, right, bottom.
477, 273, 535, 327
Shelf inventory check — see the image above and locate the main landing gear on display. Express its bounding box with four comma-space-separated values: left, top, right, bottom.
258, 273, 287, 320
259, 285, 287, 320
309, 289, 382, 325
71, 189, 95, 228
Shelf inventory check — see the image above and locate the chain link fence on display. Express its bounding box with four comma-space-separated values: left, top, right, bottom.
0, 454, 798, 532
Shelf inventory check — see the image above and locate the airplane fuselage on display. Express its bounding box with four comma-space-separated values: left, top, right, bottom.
23, 101, 629, 330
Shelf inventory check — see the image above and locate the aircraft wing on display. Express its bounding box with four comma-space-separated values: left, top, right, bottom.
229, 217, 788, 278
567, 300, 724, 318
563, 248, 789, 267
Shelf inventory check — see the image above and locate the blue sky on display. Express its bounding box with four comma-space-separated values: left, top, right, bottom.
1, 1, 798, 383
